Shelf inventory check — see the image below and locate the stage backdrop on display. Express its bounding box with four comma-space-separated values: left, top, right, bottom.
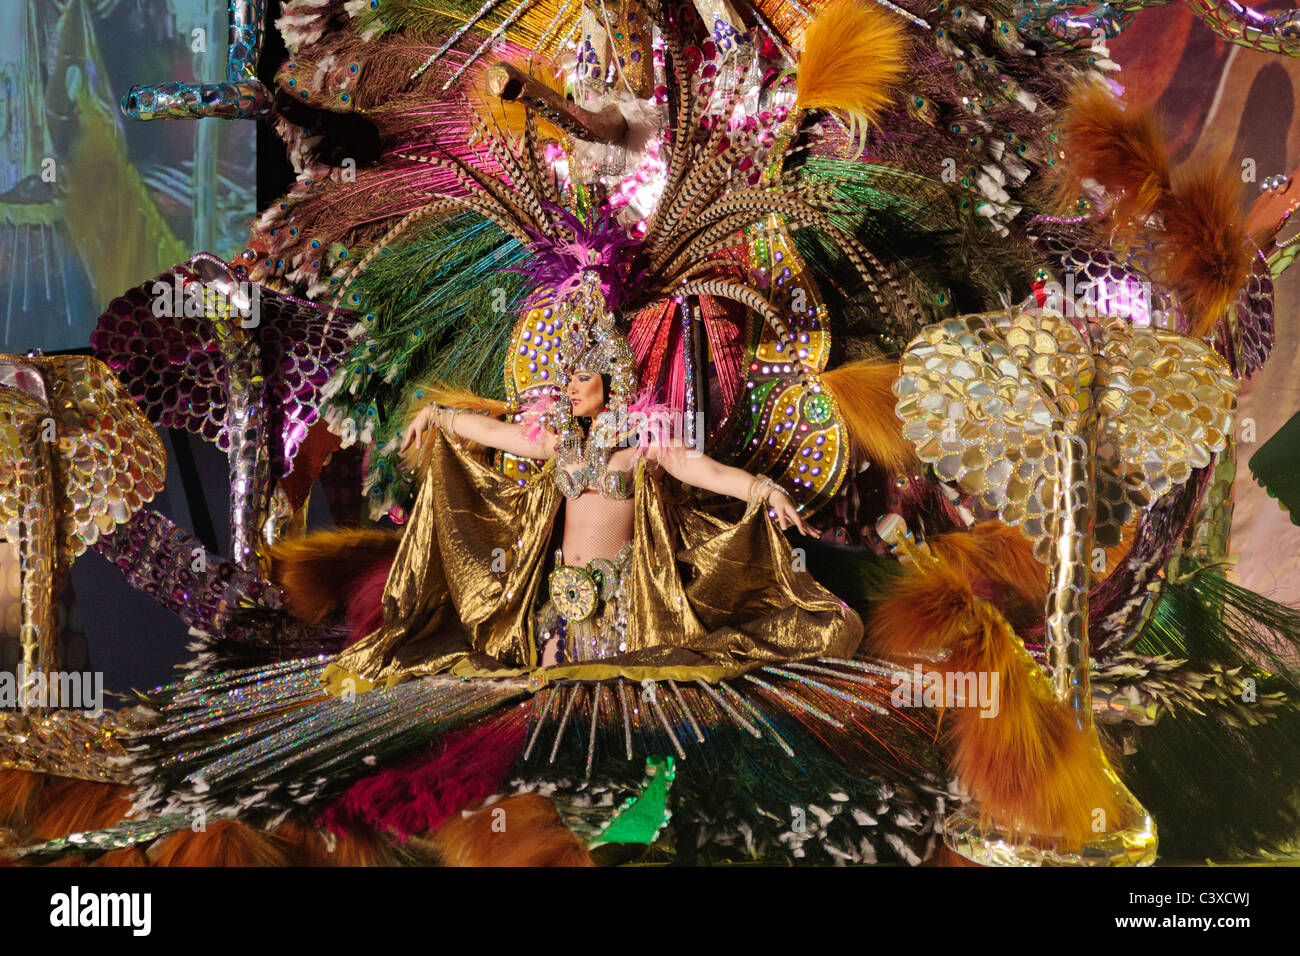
1111, 6, 1300, 607
0, 0, 255, 352
0, 3, 1296, 690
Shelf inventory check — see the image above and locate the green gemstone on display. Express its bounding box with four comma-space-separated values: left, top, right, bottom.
804, 393, 832, 423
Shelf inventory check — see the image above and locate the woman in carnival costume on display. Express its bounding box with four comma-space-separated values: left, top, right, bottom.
360, 271, 853, 682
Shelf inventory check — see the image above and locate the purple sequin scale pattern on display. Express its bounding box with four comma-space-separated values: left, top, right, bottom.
1230, 250, 1274, 379
89, 253, 355, 478
91, 510, 276, 634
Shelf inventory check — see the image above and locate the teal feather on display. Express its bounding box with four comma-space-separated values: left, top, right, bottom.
323, 212, 528, 515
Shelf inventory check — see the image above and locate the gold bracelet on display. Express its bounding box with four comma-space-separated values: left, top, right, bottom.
763, 479, 789, 504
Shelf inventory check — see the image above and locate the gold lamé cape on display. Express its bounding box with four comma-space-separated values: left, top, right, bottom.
326, 431, 862, 690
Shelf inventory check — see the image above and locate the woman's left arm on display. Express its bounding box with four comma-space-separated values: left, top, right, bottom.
648, 441, 812, 534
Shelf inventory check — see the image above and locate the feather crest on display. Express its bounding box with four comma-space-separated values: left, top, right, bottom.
795, 0, 909, 155
1159, 163, 1254, 337
1059, 81, 1170, 227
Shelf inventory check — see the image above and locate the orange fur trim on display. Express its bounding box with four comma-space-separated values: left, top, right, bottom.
930, 522, 1047, 621
272, 820, 398, 866
1059, 84, 1251, 337
820, 360, 918, 476
402, 382, 508, 471
867, 557, 1122, 848
272, 820, 335, 866
868, 559, 976, 658
1158, 163, 1253, 337
405, 383, 511, 423
433, 794, 595, 867
1059, 82, 1170, 227
29, 779, 132, 843
796, 0, 908, 153
150, 820, 292, 867
270, 528, 403, 623
319, 826, 399, 866
927, 520, 1130, 618
0, 770, 46, 831
947, 601, 1122, 849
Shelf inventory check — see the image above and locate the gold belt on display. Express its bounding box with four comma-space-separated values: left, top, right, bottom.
547, 548, 625, 621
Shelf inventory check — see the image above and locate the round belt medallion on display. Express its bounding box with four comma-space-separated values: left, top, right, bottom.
549, 566, 599, 621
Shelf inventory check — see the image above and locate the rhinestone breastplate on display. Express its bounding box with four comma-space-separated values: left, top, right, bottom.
553, 421, 634, 500
554, 459, 634, 499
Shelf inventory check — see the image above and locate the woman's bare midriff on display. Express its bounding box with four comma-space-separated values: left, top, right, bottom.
559, 492, 634, 566
557, 446, 641, 566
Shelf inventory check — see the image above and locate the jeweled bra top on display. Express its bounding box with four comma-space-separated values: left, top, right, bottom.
554, 460, 634, 500
553, 416, 637, 500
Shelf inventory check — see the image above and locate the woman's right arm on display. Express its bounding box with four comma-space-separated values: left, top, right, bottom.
401, 404, 555, 460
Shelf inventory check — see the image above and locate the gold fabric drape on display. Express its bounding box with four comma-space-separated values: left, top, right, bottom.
328, 431, 862, 688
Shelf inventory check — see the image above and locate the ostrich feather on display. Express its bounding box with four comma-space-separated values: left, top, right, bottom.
1059, 82, 1170, 228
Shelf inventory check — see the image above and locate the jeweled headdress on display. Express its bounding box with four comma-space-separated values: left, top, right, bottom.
558, 272, 638, 412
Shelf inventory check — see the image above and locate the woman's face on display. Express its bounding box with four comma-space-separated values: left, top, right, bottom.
567, 369, 605, 418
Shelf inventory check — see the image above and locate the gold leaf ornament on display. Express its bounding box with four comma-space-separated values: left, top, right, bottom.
893, 310, 1238, 562
0, 355, 165, 693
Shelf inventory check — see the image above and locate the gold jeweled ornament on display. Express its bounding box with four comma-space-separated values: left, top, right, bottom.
0, 707, 143, 783
0, 355, 166, 711
716, 219, 851, 517
549, 564, 600, 621
500, 302, 569, 485
894, 309, 1238, 865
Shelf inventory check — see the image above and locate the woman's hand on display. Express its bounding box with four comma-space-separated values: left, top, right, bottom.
401, 404, 440, 454
765, 487, 813, 536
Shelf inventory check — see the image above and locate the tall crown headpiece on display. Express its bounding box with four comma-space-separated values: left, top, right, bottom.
557, 271, 637, 411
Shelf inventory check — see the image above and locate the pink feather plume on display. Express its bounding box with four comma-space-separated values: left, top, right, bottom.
317, 708, 528, 841
519, 389, 558, 442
